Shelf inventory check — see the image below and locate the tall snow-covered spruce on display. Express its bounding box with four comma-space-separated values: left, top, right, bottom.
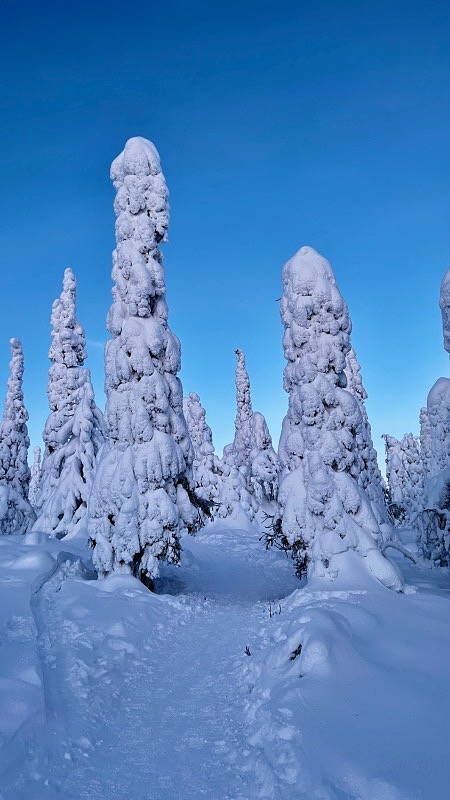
28, 446, 42, 509
0, 339, 35, 534
344, 346, 387, 524
183, 392, 219, 510
419, 267, 450, 565
33, 269, 104, 538
232, 348, 253, 474
274, 246, 402, 590
89, 137, 199, 585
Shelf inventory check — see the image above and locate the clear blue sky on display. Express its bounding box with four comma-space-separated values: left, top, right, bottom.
1, 0, 449, 468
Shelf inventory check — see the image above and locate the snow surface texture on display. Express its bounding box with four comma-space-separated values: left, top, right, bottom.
0, 525, 449, 799
0, 339, 35, 535
89, 137, 199, 583
33, 269, 104, 539
276, 246, 402, 591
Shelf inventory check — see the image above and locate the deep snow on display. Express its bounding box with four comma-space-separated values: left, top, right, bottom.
0, 525, 449, 799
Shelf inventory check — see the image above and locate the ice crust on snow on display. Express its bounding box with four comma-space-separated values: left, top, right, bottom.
89, 137, 199, 582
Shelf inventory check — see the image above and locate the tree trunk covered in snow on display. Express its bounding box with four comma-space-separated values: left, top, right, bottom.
0, 339, 35, 534
33, 269, 104, 539
274, 246, 402, 590
89, 137, 200, 584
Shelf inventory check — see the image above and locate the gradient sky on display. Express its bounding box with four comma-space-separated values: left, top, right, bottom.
1, 0, 449, 470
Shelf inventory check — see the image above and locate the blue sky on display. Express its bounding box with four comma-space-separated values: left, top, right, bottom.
1, 0, 449, 467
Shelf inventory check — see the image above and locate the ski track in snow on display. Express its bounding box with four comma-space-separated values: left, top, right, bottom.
1, 528, 299, 800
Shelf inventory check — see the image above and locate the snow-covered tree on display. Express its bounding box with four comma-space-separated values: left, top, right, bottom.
33, 269, 104, 539
440, 266, 450, 353
0, 339, 35, 534
28, 446, 42, 508
345, 347, 387, 523
383, 434, 408, 525
401, 433, 424, 529
232, 348, 253, 473
419, 406, 432, 480
249, 412, 279, 505
418, 270, 450, 565
273, 246, 401, 590
183, 392, 219, 507
426, 378, 450, 476
89, 137, 200, 585
217, 349, 279, 522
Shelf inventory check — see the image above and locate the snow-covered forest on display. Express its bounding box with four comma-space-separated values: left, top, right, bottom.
0, 137, 449, 800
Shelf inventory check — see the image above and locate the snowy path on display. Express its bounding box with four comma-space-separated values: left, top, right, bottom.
1, 528, 450, 800
1, 527, 299, 800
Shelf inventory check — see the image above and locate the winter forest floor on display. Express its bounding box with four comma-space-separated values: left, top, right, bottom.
0, 526, 449, 800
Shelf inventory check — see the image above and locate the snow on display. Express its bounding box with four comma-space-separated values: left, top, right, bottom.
33, 269, 104, 539
0, 525, 449, 799
89, 137, 199, 581
275, 246, 398, 588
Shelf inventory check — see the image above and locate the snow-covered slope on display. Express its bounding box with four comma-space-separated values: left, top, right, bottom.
0, 527, 449, 799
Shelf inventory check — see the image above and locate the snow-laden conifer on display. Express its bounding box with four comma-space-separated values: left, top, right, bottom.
418, 268, 450, 565
345, 347, 387, 522
382, 434, 407, 525
420, 377, 450, 565
439, 267, 450, 354
400, 433, 424, 530
28, 446, 42, 508
183, 392, 219, 507
426, 378, 450, 476
0, 339, 35, 534
419, 407, 432, 479
89, 137, 199, 584
249, 412, 279, 505
216, 444, 257, 522
232, 349, 253, 473
274, 246, 401, 590
33, 269, 104, 539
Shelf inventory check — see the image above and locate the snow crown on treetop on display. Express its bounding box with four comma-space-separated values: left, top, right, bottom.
280, 245, 351, 383
111, 136, 169, 245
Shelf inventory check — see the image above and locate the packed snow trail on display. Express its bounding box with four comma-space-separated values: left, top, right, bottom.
2, 526, 299, 800
1, 527, 450, 799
